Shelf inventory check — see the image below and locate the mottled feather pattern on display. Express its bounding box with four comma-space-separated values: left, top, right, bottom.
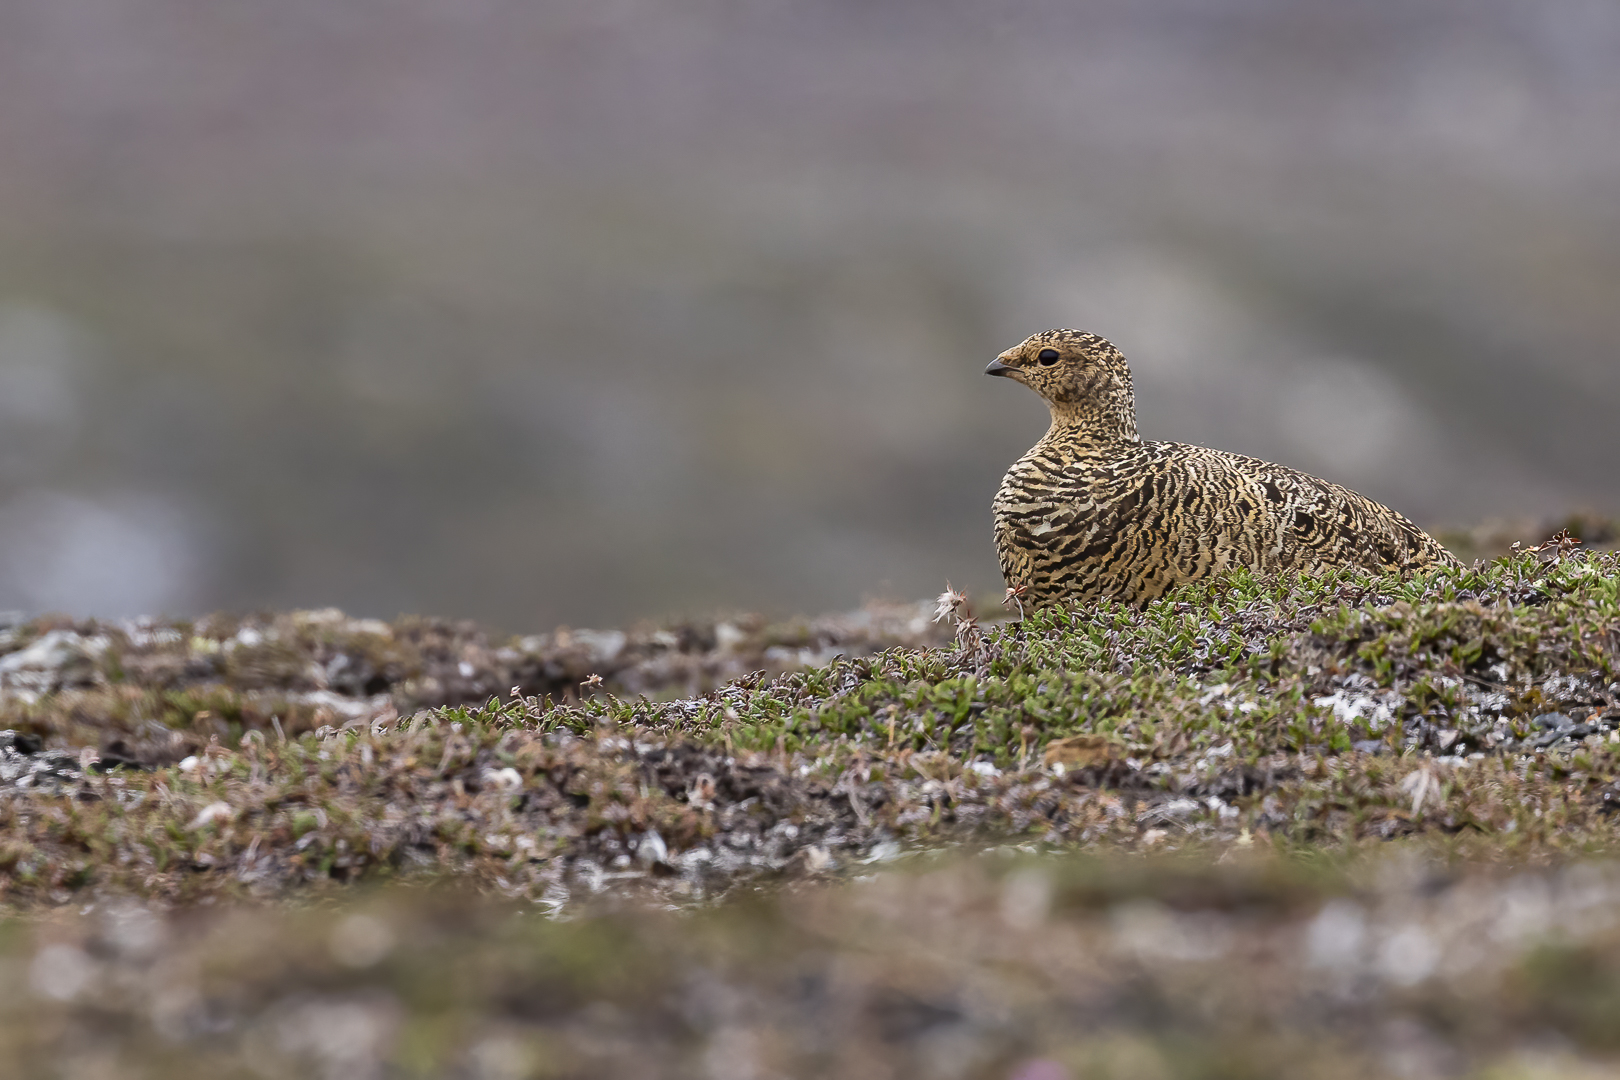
988, 330, 1461, 608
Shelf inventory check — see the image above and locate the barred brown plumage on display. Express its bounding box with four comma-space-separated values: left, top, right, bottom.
988, 329, 1462, 609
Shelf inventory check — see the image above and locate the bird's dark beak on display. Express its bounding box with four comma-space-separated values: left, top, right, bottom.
985, 359, 1017, 377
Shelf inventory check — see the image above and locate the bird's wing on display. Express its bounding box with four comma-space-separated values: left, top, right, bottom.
1188, 448, 1460, 571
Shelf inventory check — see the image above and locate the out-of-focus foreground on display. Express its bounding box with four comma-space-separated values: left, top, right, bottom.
1, 1, 1618, 628
9, 855, 1620, 1080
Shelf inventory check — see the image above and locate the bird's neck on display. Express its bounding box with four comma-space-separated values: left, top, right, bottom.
1042, 400, 1140, 447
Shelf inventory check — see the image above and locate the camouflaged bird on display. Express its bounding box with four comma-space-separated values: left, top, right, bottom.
987, 329, 1461, 609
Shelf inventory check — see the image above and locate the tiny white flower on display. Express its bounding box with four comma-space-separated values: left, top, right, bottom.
933, 584, 968, 624
484, 767, 523, 791
188, 801, 233, 830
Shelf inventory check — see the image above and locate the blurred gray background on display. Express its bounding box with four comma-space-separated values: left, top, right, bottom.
0, 0, 1616, 631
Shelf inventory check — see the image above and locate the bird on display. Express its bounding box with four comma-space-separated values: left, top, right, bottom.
987, 329, 1462, 609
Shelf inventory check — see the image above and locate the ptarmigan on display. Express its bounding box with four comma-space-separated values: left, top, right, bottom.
987, 329, 1461, 608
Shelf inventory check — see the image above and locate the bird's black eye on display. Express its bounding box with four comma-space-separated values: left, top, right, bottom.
1037, 348, 1060, 366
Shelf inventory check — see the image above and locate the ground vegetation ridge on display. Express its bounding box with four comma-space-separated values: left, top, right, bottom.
1, 527, 1619, 1076
4, 537, 1618, 909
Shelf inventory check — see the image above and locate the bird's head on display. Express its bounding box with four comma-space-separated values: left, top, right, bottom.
986, 329, 1139, 441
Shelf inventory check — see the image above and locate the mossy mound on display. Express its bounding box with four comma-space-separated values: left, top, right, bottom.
2, 549, 1617, 910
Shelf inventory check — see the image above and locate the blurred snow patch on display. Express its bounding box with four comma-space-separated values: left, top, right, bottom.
999, 868, 1052, 930
0, 491, 208, 617
1306, 900, 1368, 970
329, 914, 396, 969
1111, 900, 1231, 962
30, 944, 93, 1002
0, 303, 88, 476
1379, 924, 1441, 986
